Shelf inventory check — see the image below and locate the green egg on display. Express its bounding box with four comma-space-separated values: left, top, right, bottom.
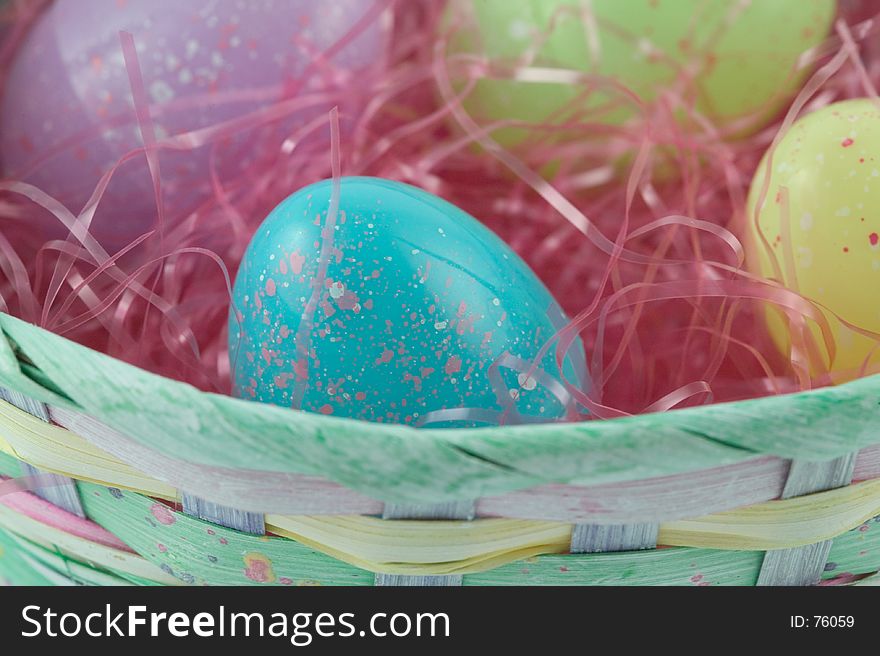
445, 0, 835, 147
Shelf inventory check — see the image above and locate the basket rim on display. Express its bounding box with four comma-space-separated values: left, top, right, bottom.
2, 311, 878, 503
2, 399, 880, 521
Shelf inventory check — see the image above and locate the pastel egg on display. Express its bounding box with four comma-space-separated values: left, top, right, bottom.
0, 0, 386, 247
746, 98, 880, 380
229, 177, 588, 427
445, 0, 834, 147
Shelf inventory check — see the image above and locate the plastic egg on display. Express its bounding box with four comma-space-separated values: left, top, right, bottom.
0, 0, 387, 246
445, 0, 834, 146
746, 98, 880, 379
229, 177, 588, 427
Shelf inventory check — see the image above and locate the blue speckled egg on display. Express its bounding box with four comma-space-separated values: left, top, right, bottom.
229, 177, 588, 427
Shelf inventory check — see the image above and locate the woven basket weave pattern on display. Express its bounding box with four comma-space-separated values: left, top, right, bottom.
1, 313, 879, 586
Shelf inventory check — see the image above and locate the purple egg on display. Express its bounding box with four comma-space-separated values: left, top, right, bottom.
0, 0, 388, 247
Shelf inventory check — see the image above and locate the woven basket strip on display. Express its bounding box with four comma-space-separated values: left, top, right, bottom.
0, 386, 84, 517
3, 315, 880, 586
375, 502, 476, 586
3, 479, 878, 586
757, 454, 856, 585
181, 492, 266, 536
3, 399, 880, 525
569, 523, 659, 553
4, 402, 880, 559
3, 313, 880, 505
5, 439, 880, 580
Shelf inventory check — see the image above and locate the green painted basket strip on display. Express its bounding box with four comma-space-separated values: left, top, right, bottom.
466, 548, 766, 586
3, 446, 879, 586
820, 521, 880, 580
2, 312, 880, 503
0, 449, 23, 477
76, 482, 880, 587
0, 528, 57, 585
0, 455, 157, 585
0, 527, 140, 586
78, 482, 374, 586
18, 535, 137, 586
466, 521, 880, 586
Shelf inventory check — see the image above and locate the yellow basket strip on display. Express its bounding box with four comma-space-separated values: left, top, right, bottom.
268, 478, 880, 573
266, 515, 573, 575
2, 398, 880, 575
0, 399, 176, 500
660, 478, 880, 550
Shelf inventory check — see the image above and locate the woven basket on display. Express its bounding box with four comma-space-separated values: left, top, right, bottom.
1, 310, 879, 586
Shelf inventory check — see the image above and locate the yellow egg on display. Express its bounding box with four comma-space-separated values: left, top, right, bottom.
746, 99, 880, 380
